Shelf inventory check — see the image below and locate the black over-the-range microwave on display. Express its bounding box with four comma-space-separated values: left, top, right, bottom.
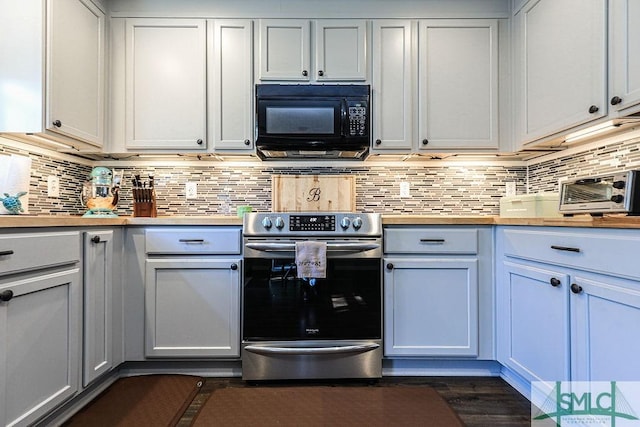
255, 84, 370, 160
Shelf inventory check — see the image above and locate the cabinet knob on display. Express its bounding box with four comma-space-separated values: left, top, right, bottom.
244, 139, 251, 146
302, 70, 308, 77
91, 235, 101, 244
230, 263, 238, 270
588, 105, 599, 114
611, 96, 622, 106
0, 289, 13, 302
570, 283, 583, 294
422, 139, 429, 146
375, 139, 382, 145
318, 70, 324, 77
196, 139, 203, 145
550, 277, 561, 287
386, 263, 394, 270
52, 120, 62, 128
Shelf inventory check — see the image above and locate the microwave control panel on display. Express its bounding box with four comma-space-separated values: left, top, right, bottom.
348, 101, 368, 136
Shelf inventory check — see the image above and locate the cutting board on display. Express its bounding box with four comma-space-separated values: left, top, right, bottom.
272, 175, 356, 212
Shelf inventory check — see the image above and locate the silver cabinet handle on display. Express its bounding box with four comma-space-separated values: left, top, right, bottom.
244, 343, 379, 356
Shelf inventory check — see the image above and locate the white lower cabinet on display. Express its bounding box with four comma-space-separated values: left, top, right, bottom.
498, 261, 571, 382
571, 272, 640, 381
497, 226, 640, 388
82, 230, 114, 387
145, 259, 241, 357
384, 258, 479, 356
143, 227, 242, 358
383, 226, 493, 359
0, 231, 81, 427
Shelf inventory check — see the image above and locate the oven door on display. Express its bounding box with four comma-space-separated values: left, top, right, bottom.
242, 240, 382, 342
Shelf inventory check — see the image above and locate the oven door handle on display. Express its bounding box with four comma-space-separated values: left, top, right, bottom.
244, 343, 379, 356
245, 242, 380, 253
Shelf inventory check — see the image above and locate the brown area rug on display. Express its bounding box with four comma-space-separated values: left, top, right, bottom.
65, 375, 202, 427
192, 386, 464, 427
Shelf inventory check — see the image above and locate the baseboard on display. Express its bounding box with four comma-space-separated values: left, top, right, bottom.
382, 359, 502, 377
499, 365, 532, 401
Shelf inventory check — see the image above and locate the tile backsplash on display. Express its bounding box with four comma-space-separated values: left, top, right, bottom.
527, 136, 640, 193
3, 133, 639, 216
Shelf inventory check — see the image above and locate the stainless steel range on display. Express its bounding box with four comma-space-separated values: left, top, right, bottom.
241, 212, 382, 381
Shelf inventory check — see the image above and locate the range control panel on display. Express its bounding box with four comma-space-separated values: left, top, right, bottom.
243, 212, 382, 237
290, 215, 335, 232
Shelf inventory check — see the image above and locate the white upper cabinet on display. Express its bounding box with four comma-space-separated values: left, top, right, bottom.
609, 0, 640, 115
418, 19, 500, 151
209, 20, 255, 152
47, 0, 105, 146
0, 0, 105, 150
258, 19, 367, 82
371, 20, 415, 151
125, 19, 207, 150
515, 0, 607, 145
315, 20, 367, 81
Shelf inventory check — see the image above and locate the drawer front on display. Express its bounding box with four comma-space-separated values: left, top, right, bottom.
384, 228, 478, 254
146, 227, 241, 254
501, 228, 640, 279
0, 231, 80, 275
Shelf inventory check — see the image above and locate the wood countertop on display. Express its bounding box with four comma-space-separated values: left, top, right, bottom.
0, 215, 243, 228
1, 214, 640, 229
383, 214, 640, 229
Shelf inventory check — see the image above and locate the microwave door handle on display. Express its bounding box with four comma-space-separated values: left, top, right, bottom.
341, 99, 348, 137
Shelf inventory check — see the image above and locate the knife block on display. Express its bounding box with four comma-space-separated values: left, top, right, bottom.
132, 191, 157, 217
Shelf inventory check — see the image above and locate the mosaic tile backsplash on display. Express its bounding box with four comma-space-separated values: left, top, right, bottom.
527, 135, 640, 193
2, 134, 639, 216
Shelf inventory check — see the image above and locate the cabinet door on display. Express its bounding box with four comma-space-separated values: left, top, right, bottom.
125, 19, 207, 150
258, 19, 310, 81
371, 20, 415, 150
145, 259, 240, 357
209, 20, 254, 151
516, 0, 606, 144
609, 0, 640, 114
47, 0, 105, 146
384, 258, 479, 357
498, 261, 570, 382
83, 230, 113, 387
315, 20, 367, 81
418, 19, 499, 150
571, 274, 640, 381
0, 268, 80, 427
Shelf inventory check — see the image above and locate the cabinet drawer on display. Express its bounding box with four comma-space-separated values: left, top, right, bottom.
501, 228, 640, 279
384, 228, 478, 254
145, 228, 241, 255
0, 231, 80, 276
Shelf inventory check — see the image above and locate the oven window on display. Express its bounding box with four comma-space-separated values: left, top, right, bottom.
562, 180, 613, 204
243, 258, 381, 341
266, 107, 335, 134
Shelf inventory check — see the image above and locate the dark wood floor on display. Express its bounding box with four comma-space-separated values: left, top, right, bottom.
178, 376, 532, 427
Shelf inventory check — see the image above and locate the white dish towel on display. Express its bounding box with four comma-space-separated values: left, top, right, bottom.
295, 241, 327, 278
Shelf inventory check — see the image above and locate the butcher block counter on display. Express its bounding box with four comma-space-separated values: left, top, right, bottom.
1, 214, 640, 229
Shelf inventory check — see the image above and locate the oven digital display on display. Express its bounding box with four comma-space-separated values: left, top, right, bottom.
289, 215, 335, 232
